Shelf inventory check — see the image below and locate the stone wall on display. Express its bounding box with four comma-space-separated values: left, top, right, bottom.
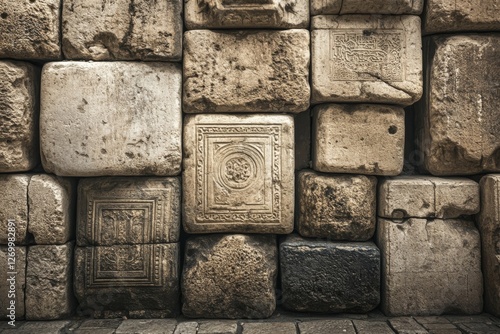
0, 0, 499, 321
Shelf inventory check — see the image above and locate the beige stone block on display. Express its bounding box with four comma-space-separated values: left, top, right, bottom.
62, 0, 182, 61
379, 176, 480, 219
311, 0, 423, 15
313, 104, 404, 176
297, 170, 377, 241
40, 62, 182, 177
183, 29, 310, 113
311, 15, 422, 106
0, 61, 39, 173
0, 0, 61, 59
0, 246, 26, 319
416, 35, 500, 175
377, 218, 483, 316
183, 114, 294, 234
0, 175, 29, 245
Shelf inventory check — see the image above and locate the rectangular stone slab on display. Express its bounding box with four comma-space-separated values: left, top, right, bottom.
0, 246, 26, 319
0, 175, 29, 245
311, 0, 423, 15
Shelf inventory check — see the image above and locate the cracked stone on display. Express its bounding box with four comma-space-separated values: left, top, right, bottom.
311, 0, 423, 15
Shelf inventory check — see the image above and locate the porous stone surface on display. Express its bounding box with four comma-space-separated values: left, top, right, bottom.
115, 319, 177, 334
280, 235, 380, 313
62, 0, 182, 61
0, 246, 26, 319
25, 243, 75, 320
183, 114, 294, 234
311, 0, 423, 15
182, 234, 277, 319
311, 15, 422, 106
77, 177, 181, 246
0, 0, 61, 59
377, 218, 483, 316
297, 170, 377, 241
416, 35, 500, 175
242, 322, 296, 334
183, 30, 310, 113
299, 320, 356, 334
198, 321, 238, 334
0, 175, 29, 245
313, 104, 405, 175
40, 61, 182, 177
0, 61, 39, 173
379, 176, 480, 219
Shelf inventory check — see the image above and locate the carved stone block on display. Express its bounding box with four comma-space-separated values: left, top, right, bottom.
77, 177, 180, 246
40, 62, 182, 177
313, 104, 404, 175
311, 15, 422, 106
183, 114, 294, 234
297, 170, 377, 241
183, 30, 310, 113
311, 0, 423, 15
0, 246, 26, 319
182, 234, 277, 319
280, 235, 380, 313
0, 61, 39, 173
379, 176, 480, 220
62, 0, 182, 61
377, 218, 483, 316
0, 175, 29, 245
416, 35, 500, 175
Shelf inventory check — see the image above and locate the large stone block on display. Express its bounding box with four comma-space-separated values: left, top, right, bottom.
183, 114, 294, 234
313, 104, 405, 175
25, 243, 75, 320
0, 175, 29, 245
62, 0, 182, 61
183, 30, 310, 113
0, 0, 60, 59
182, 234, 277, 319
0, 61, 39, 173
379, 176, 480, 219
297, 170, 377, 241
280, 235, 380, 313
311, 15, 422, 106
0, 246, 26, 319
416, 35, 500, 175
40, 62, 182, 177
377, 218, 483, 316
311, 0, 423, 15
77, 177, 181, 246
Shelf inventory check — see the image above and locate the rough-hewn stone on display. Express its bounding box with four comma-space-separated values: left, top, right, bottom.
0, 175, 29, 245
115, 319, 177, 334
378, 218, 483, 316
174, 322, 198, 334
311, 0, 423, 15
313, 104, 405, 175
183, 30, 310, 113
62, 0, 182, 61
281, 235, 380, 313
241, 322, 296, 334
0, 246, 26, 319
297, 170, 377, 240
182, 234, 277, 319
183, 114, 294, 234
299, 320, 356, 334
40, 62, 182, 177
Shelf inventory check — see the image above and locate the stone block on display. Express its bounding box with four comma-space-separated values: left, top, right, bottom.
77, 177, 180, 246
62, 0, 182, 61
313, 104, 405, 175
0, 61, 39, 173
0, 246, 26, 319
299, 320, 356, 334
74, 243, 180, 318
379, 176, 480, 219
242, 322, 296, 334
352, 320, 394, 334
311, 0, 423, 15
182, 234, 277, 319
25, 243, 75, 320
183, 114, 294, 234
297, 170, 377, 241
183, 30, 310, 113
40, 62, 182, 177
377, 218, 483, 316
0, 175, 29, 245
280, 235, 380, 313
0, 0, 61, 59
416, 35, 500, 175
198, 321, 238, 334
311, 15, 422, 106
115, 319, 177, 334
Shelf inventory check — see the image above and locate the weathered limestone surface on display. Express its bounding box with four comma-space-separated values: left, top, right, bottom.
281, 235, 380, 313
25, 243, 75, 320
62, 0, 182, 61
0, 175, 29, 245
183, 30, 310, 113
313, 104, 405, 175
311, 0, 423, 15
297, 170, 377, 240
311, 15, 422, 106
182, 234, 277, 319
0, 247, 26, 319
417, 35, 500, 175
379, 176, 480, 219
299, 320, 356, 334
0, 61, 39, 173
183, 114, 294, 234
40, 62, 182, 177
242, 322, 296, 334
115, 319, 177, 334
377, 218, 483, 316
0, 0, 61, 59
